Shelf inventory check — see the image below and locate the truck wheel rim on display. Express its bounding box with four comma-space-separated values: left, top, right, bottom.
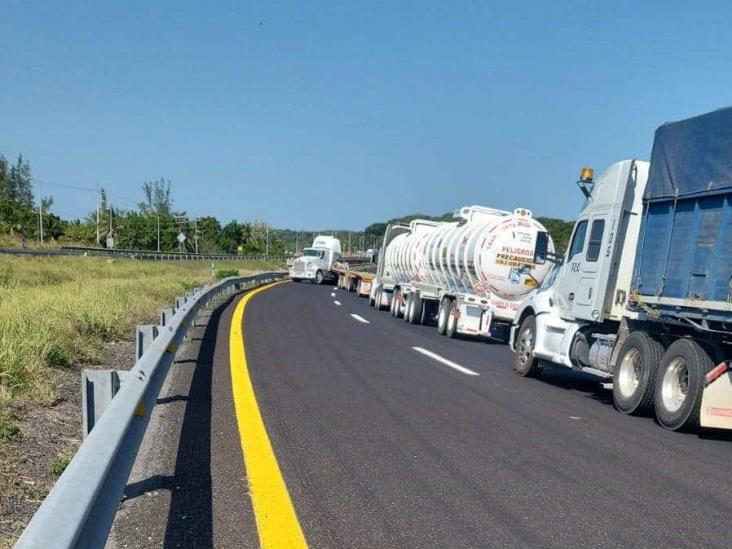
517, 326, 533, 365
618, 348, 642, 397
661, 358, 688, 413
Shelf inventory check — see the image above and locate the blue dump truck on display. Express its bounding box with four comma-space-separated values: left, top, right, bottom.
510, 107, 732, 432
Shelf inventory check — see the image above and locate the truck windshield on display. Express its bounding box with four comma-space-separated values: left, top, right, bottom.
540, 265, 560, 289
303, 249, 323, 257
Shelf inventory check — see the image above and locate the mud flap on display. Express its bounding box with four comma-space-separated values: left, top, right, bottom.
700, 371, 732, 430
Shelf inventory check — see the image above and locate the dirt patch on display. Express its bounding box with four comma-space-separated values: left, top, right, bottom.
0, 340, 135, 547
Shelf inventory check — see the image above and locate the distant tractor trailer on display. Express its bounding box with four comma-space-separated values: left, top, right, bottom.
289, 235, 342, 284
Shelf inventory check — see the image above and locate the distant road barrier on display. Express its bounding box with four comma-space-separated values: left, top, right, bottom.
0, 245, 283, 261
15, 271, 288, 549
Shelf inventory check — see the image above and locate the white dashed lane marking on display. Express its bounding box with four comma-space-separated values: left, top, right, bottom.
350, 314, 370, 324
411, 347, 480, 376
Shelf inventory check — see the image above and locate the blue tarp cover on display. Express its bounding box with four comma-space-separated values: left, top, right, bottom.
645, 106, 732, 201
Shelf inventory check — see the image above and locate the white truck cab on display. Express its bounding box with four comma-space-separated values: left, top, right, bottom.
290, 235, 342, 284
511, 160, 649, 375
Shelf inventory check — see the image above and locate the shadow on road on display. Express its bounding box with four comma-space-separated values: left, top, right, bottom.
535, 364, 614, 406
159, 292, 238, 548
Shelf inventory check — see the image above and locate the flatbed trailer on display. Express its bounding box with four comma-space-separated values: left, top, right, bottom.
333, 261, 377, 297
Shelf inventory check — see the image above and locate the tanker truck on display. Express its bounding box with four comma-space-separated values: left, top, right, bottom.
369, 205, 554, 341
510, 107, 732, 432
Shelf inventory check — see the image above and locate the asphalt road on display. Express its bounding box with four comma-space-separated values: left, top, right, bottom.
113, 280, 732, 548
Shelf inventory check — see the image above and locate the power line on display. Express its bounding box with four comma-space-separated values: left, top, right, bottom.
105, 190, 140, 206
33, 179, 97, 192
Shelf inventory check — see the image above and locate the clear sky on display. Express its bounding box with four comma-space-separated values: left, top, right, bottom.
1, 1, 731, 230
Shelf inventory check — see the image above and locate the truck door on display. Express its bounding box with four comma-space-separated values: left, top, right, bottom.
573, 216, 608, 320
554, 218, 589, 320
553, 160, 638, 322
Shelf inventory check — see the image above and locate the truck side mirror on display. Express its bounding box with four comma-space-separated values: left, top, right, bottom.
533, 232, 549, 265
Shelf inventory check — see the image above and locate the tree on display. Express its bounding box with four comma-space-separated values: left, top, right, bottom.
9, 154, 33, 208
219, 221, 244, 254
0, 154, 9, 199
139, 179, 173, 216
196, 216, 222, 253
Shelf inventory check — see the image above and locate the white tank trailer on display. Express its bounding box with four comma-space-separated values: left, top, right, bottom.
370, 205, 554, 340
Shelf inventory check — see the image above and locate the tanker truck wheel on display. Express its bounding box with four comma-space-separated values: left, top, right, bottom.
654, 339, 712, 431
514, 315, 542, 377
419, 300, 433, 325
404, 294, 414, 322
374, 288, 384, 310
315, 270, 324, 285
408, 295, 423, 325
612, 331, 663, 416
445, 300, 459, 339
437, 298, 450, 335
392, 289, 402, 318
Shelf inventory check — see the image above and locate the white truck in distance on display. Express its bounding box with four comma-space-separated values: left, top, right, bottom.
290, 235, 342, 284
511, 114, 732, 433
369, 205, 554, 341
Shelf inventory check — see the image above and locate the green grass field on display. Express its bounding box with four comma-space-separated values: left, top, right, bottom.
0, 255, 283, 431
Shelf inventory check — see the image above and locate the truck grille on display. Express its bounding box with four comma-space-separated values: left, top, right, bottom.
293, 262, 305, 274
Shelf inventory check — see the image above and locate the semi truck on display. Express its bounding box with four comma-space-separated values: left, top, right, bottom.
511, 107, 732, 432
289, 235, 342, 284
369, 205, 554, 340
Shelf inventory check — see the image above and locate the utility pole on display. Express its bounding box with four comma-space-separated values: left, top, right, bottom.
96, 184, 101, 246
265, 224, 269, 257
295, 231, 299, 253
37, 183, 44, 245
194, 218, 199, 254
156, 212, 161, 252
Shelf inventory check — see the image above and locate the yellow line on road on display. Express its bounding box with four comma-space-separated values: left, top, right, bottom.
229, 280, 308, 549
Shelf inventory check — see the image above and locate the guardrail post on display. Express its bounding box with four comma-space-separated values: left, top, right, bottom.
161, 308, 174, 327
81, 370, 129, 437
175, 296, 187, 309
136, 325, 159, 360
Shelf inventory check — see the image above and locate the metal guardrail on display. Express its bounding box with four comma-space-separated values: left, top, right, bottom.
0, 245, 283, 261
15, 271, 287, 549
61, 246, 283, 261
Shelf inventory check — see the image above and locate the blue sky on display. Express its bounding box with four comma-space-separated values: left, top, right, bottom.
1, 1, 731, 230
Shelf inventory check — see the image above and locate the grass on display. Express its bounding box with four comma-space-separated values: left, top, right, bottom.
0, 413, 21, 443
49, 455, 71, 477
0, 255, 284, 421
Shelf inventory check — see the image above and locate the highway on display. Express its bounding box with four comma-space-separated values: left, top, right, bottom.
111, 281, 732, 549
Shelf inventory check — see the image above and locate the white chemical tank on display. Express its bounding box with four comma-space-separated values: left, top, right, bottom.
382, 205, 554, 301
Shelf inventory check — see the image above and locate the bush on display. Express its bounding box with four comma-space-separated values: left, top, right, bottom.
0, 411, 21, 443
214, 268, 239, 279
